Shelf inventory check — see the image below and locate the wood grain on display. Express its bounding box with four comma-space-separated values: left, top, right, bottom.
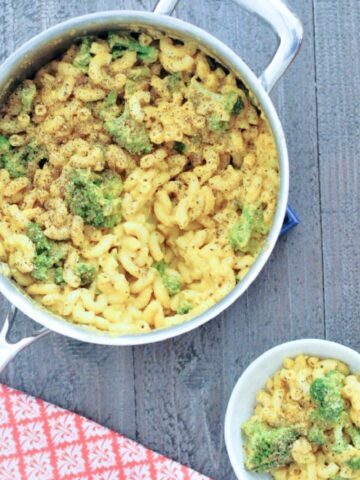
313, 0, 360, 350
0, 0, 357, 478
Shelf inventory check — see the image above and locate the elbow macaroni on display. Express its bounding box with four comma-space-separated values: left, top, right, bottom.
0, 30, 279, 334
244, 355, 360, 480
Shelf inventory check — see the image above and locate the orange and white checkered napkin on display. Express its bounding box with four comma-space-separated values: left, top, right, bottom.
0, 384, 211, 480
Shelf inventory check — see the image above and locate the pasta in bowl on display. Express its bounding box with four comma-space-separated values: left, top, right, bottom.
225, 340, 360, 480
0, 31, 279, 335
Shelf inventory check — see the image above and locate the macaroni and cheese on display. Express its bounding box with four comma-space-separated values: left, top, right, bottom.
242, 355, 360, 480
0, 31, 279, 334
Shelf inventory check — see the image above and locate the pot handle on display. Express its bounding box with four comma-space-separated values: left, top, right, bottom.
154, 0, 303, 93
0, 305, 50, 374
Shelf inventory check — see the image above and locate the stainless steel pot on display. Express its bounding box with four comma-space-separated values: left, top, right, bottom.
0, 0, 303, 369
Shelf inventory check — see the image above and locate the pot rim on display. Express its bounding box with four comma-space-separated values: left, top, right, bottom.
0, 10, 289, 345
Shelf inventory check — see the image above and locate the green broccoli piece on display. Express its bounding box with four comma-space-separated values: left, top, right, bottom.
108, 32, 158, 64
27, 223, 51, 254
54, 267, 65, 285
308, 425, 327, 446
332, 424, 350, 453
34, 248, 65, 281
76, 263, 97, 287
228, 206, 269, 253
128, 66, 151, 80
104, 104, 153, 155
0, 140, 48, 178
154, 260, 181, 296
208, 115, 229, 132
31, 245, 66, 282
176, 301, 192, 315
310, 370, 346, 424
0, 135, 10, 154
27, 223, 66, 281
347, 426, 360, 449
231, 96, 244, 115
105, 91, 118, 107
166, 73, 182, 92
173, 141, 185, 154
31, 253, 50, 281
0, 151, 27, 177
253, 207, 269, 235
228, 207, 254, 252
73, 37, 93, 72
242, 418, 300, 473
66, 169, 122, 228
163, 276, 181, 296
347, 457, 360, 470
20, 81, 37, 113
187, 79, 238, 119
154, 260, 167, 275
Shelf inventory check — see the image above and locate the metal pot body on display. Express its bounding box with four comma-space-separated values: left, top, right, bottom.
0, 2, 303, 350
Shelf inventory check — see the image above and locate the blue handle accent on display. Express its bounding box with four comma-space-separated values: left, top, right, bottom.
280, 205, 299, 236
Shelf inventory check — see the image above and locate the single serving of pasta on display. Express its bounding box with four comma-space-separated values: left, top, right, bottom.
0, 30, 279, 334
242, 355, 360, 480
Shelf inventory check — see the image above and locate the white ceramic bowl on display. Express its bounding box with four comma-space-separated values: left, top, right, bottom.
224, 339, 360, 480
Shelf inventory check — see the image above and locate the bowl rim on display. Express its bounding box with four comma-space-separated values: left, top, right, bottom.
0, 10, 289, 345
224, 339, 360, 480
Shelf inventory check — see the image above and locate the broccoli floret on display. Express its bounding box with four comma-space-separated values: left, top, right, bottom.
54, 267, 65, 285
76, 263, 97, 286
347, 457, 360, 470
154, 260, 181, 296
242, 418, 300, 473
31, 253, 50, 281
308, 425, 327, 445
0, 135, 10, 154
231, 96, 244, 115
105, 91, 118, 107
99, 92, 120, 122
0, 151, 27, 177
332, 424, 350, 453
20, 81, 37, 113
27, 223, 51, 254
253, 207, 269, 235
228, 207, 254, 252
27, 223, 66, 281
348, 426, 360, 449
66, 169, 122, 228
166, 73, 182, 92
228, 206, 269, 253
176, 301, 192, 315
209, 115, 229, 132
187, 78, 238, 120
310, 370, 346, 424
104, 104, 153, 155
108, 32, 158, 64
128, 66, 151, 80
173, 141, 185, 154
0, 140, 48, 178
33, 248, 65, 281
73, 37, 93, 72
154, 260, 167, 275
163, 275, 181, 296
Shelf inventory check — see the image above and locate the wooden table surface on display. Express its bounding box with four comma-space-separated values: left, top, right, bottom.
0, 0, 359, 478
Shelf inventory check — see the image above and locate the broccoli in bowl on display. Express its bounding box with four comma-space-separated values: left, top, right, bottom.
241, 355, 360, 480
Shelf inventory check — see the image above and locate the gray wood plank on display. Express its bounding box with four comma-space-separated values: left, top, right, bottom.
314, 0, 360, 350
133, 1, 323, 478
